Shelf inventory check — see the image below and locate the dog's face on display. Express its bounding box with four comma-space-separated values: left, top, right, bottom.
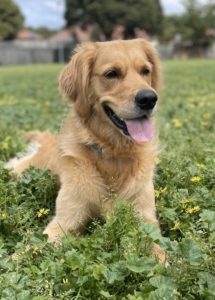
60, 40, 160, 143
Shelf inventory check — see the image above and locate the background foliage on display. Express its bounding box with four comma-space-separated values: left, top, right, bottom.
64, 0, 215, 44
161, 0, 215, 46
25, 26, 57, 39
0, 60, 215, 298
1, 0, 215, 47
0, 0, 23, 40
65, 0, 163, 39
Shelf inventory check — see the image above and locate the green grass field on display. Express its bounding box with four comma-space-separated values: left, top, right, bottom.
0, 60, 215, 299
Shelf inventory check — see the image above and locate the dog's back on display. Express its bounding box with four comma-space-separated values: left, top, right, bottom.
6, 130, 59, 175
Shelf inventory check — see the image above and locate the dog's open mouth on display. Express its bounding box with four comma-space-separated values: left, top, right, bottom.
104, 105, 129, 134
104, 105, 154, 143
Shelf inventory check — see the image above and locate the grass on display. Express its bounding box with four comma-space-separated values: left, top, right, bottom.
0, 60, 215, 299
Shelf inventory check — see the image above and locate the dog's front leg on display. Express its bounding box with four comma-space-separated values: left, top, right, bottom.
132, 181, 168, 265
133, 181, 159, 226
44, 160, 106, 242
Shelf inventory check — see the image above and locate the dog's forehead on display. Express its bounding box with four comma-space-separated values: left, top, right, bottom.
94, 41, 149, 66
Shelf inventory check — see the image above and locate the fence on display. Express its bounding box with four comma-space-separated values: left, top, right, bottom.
0, 40, 75, 65
0, 40, 214, 65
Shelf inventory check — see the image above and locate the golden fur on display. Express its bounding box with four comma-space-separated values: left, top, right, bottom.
6, 39, 166, 262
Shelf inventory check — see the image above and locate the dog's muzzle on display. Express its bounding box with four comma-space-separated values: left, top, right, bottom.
103, 90, 157, 143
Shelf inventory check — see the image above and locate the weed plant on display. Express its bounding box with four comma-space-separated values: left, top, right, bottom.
0, 61, 215, 299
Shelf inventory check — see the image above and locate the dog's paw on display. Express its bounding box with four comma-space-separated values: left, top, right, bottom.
153, 243, 169, 266
43, 219, 66, 243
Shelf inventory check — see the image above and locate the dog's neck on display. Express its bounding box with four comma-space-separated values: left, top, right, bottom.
63, 110, 157, 159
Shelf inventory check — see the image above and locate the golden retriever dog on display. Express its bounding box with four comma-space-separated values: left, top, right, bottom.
6, 39, 166, 263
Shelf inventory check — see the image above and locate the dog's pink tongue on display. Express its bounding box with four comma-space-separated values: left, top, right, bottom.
125, 118, 154, 143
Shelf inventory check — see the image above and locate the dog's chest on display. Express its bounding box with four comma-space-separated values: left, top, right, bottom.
95, 155, 141, 191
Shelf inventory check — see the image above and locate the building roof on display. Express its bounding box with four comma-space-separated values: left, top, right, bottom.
16, 30, 44, 40
49, 29, 72, 41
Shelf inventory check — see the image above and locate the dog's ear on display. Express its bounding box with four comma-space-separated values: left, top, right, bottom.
59, 42, 96, 119
139, 40, 161, 92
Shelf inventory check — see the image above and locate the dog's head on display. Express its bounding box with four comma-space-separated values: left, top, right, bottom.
59, 39, 161, 143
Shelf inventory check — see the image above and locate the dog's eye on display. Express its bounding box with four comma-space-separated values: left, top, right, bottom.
141, 68, 150, 76
105, 70, 119, 79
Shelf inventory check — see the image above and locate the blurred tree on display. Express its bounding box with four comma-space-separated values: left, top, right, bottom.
161, 0, 215, 46
0, 0, 24, 40
24, 26, 57, 39
65, 0, 163, 40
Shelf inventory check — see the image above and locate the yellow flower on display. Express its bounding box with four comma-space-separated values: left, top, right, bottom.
155, 190, 160, 197
155, 187, 167, 197
37, 208, 49, 217
181, 199, 194, 210
155, 158, 161, 165
33, 245, 39, 253
172, 118, 182, 128
5, 136, 11, 141
202, 113, 210, 120
63, 278, 70, 284
201, 121, 208, 127
1, 213, 7, 219
181, 199, 194, 204
171, 222, 180, 230
191, 176, 201, 183
186, 206, 200, 214
174, 122, 182, 128
26, 229, 33, 236
160, 187, 167, 193
1, 143, 8, 150
187, 208, 194, 213
196, 163, 204, 169
182, 203, 187, 210
193, 206, 200, 212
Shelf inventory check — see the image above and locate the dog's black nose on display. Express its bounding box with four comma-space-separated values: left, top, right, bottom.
135, 90, 157, 110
